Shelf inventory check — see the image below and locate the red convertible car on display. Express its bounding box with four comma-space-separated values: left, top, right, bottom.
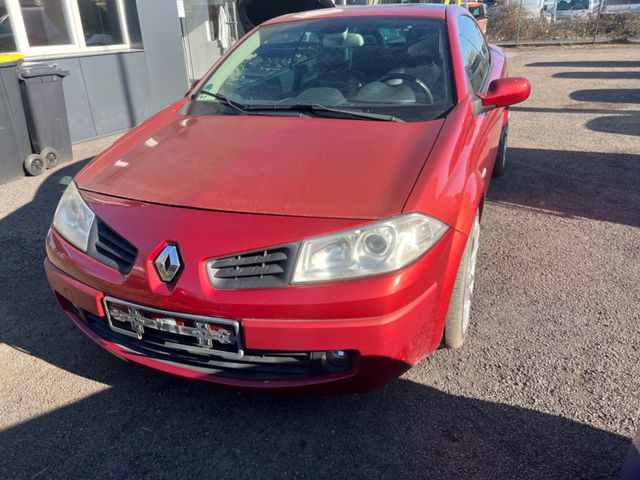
45, 5, 530, 392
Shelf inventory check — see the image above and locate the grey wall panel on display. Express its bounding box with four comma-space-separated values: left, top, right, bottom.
117, 53, 156, 124
136, 0, 189, 111
79, 52, 154, 136
53, 57, 98, 143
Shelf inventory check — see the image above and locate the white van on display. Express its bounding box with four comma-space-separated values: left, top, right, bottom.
604, 0, 640, 13
553, 0, 601, 20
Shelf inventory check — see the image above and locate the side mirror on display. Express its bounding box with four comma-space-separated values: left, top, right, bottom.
478, 77, 531, 109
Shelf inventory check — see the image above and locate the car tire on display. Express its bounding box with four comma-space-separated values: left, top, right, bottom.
23, 154, 45, 176
492, 121, 509, 178
443, 212, 480, 349
41, 147, 60, 169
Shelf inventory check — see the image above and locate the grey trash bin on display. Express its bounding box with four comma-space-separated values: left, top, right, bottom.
0, 55, 35, 184
19, 63, 72, 173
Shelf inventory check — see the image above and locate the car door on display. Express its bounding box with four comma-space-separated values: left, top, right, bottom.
457, 15, 503, 192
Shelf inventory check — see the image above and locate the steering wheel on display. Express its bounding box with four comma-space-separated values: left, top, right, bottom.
379, 73, 434, 104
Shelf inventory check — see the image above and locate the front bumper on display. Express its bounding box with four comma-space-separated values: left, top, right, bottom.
45, 192, 468, 392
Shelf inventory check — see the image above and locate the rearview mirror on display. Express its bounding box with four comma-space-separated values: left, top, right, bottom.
478, 77, 531, 109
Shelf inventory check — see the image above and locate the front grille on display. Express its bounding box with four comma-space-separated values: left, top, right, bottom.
86, 219, 138, 274
206, 243, 299, 289
81, 310, 333, 381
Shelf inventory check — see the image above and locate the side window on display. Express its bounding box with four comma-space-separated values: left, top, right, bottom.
457, 16, 490, 93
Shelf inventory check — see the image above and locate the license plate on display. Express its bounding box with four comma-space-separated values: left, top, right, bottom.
103, 297, 242, 357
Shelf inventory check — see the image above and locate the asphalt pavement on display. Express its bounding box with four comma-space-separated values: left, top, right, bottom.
0, 45, 638, 480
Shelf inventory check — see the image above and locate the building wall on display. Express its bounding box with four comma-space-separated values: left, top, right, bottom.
181, 0, 225, 81
32, 0, 188, 144
136, 0, 191, 110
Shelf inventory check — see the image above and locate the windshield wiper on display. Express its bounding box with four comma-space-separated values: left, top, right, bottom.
244, 103, 404, 122
193, 90, 249, 115
192, 95, 404, 122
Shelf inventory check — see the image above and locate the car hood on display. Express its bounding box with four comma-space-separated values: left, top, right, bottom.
77, 107, 443, 219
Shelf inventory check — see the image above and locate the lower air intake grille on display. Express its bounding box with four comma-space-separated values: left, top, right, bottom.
87, 219, 138, 274
206, 243, 299, 289
81, 310, 325, 381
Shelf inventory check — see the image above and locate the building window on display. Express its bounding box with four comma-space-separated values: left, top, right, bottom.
19, 0, 72, 47
3, 0, 130, 56
79, 0, 124, 46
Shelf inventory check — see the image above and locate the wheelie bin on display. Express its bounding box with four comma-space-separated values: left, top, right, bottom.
0, 54, 39, 183
18, 63, 72, 175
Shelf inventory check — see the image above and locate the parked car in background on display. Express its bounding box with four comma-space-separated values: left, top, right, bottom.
604, 0, 640, 13
45, 5, 530, 393
466, 2, 489, 32
554, 0, 601, 20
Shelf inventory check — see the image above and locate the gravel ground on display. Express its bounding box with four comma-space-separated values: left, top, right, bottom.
0, 46, 638, 480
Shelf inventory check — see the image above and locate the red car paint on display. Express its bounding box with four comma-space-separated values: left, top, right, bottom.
77, 114, 444, 219
45, 5, 530, 392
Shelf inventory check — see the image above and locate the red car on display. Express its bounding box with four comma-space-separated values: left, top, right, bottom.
45, 5, 530, 393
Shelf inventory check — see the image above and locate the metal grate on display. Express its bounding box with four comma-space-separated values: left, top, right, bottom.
87, 219, 138, 275
207, 244, 299, 289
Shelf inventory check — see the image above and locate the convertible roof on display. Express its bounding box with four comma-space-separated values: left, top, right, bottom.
263, 4, 448, 27
237, 0, 335, 35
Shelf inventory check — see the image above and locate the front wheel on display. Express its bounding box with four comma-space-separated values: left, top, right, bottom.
443, 212, 480, 349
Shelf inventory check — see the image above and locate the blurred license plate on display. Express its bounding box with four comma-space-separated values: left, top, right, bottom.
103, 297, 242, 356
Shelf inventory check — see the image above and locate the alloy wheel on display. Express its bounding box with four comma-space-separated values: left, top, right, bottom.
461, 215, 480, 334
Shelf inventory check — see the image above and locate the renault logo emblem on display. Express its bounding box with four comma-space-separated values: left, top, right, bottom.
155, 244, 182, 282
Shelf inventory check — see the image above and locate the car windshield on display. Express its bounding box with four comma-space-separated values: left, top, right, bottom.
192, 16, 453, 122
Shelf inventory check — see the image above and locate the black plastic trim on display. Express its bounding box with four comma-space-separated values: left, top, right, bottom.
207, 243, 300, 290
81, 310, 352, 381
86, 218, 138, 275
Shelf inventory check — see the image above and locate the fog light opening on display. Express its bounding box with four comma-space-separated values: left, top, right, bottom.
322, 350, 351, 372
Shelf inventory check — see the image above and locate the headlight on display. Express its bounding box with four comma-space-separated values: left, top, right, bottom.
292, 213, 448, 283
52, 182, 95, 252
